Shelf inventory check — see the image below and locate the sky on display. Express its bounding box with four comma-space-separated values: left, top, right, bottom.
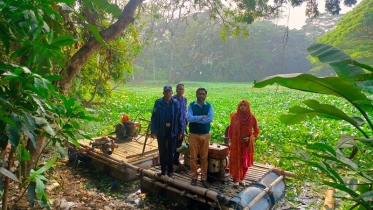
275, 0, 362, 29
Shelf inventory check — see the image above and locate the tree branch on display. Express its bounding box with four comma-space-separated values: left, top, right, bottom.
59, 0, 144, 94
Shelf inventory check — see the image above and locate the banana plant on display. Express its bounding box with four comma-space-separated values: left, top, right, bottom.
253, 44, 373, 209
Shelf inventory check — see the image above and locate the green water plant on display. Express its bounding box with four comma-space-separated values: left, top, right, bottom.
254, 44, 373, 209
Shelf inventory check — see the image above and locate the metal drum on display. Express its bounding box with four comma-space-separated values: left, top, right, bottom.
228, 183, 273, 210
257, 171, 286, 203
227, 171, 286, 210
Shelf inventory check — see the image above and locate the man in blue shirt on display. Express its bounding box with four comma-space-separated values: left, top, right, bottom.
172, 84, 187, 165
187, 88, 213, 188
151, 85, 183, 179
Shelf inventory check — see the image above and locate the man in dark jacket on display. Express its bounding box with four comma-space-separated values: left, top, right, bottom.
150, 85, 183, 178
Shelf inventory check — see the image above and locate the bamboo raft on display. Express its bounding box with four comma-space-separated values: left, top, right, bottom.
69, 135, 296, 209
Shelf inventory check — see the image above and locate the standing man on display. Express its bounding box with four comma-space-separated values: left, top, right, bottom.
172, 84, 187, 165
187, 88, 213, 188
151, 85, 183, 179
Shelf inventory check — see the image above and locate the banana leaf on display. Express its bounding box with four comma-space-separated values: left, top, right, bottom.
254, 74, 373, 113
307, 44, 373, 94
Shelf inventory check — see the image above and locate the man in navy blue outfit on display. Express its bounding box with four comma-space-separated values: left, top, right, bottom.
172, 84, 187, 165
150, 85, 183, 179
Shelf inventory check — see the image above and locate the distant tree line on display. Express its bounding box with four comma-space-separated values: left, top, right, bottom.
133, 13, 318, 83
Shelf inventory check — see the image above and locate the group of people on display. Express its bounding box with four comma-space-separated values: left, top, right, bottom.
150, 85, 259, 189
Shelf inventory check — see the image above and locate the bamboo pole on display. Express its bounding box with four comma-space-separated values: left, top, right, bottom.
271, 168, 297, 178
142, 176, 217, 206
322, 187, 335, 210
243, 175, 284, 210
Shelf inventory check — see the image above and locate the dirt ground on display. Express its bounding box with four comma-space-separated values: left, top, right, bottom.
6, 157, 143, 210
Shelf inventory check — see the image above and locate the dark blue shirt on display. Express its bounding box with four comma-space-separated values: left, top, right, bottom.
151, 97, 183, 137
165, 102, 173, 123
172, 95, 187, 133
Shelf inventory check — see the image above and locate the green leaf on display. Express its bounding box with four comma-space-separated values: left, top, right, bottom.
353, 191, 373, 202
350, 116, 365, 126
17, 146, 31, 161
87, 24, 109, 49
34, 117, 55, 136
348, 178, 358, 191
30, 41, 60, 51
336, 135, 355, 149
35, 177, 46, 199
0, 23, 10, 54
344, 59, 373, 73
27, 184, 36, 209
31, 96, 46, 115
307, 143, 337, 157
7, 113, 21, 151
254, 74, 373, 113
323, 161, 345, 184
79, 115, 99, 121
10, 45, 31, 59
335, 150, 359, 169
21, 123, 36, 148
62, 124, 74, 130
51, 35, 78, 46
90, 0, 122, 18
27, 156, 57, 181
307, 44, 373, 94
0, 167, 19, 182
70, 121, 80, 129
57, 0, 76, 3
280, 100, 360, 129
323, 181, 359, 197
0, 133, 9, 150
3, 72, 27, 84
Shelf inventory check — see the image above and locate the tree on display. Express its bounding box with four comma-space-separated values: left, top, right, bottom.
312, 0, 373, 74
136, 19, 315, 82
54, 0, 358, 93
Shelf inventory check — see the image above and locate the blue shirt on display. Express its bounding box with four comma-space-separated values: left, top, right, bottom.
172, 95, 187, 133
187, 101, 213, 124
172, 95, 187, 121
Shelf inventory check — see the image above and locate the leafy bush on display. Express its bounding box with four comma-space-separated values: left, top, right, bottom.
254, 44, 373, 209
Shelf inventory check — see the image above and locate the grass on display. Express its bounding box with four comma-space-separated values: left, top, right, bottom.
79, 81, 362, 209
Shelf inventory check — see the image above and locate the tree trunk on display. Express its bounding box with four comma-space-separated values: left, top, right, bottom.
20, 136, 47, 177
58, 0, 144, 94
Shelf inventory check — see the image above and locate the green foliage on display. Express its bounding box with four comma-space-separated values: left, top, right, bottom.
254, 44, 373, 209
314, 0, 373, 74
24, 156, 58, 207
0, 0, 98, 208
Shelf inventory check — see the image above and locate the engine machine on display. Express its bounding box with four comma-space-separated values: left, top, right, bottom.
207, 143, 229, 181
90, 137, 118, 155
114, 114, 139, 141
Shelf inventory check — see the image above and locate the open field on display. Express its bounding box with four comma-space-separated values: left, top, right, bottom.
80, 81, 362, 209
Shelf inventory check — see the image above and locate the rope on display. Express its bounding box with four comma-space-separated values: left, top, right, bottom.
203, 189, 210, 198
137, 167, 144, 177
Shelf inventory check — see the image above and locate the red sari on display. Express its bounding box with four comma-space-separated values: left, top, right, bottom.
228, 100, 259, 182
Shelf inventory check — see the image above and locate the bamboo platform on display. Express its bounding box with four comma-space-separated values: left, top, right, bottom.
69, 135, 295, 209
77, 135, 159, 162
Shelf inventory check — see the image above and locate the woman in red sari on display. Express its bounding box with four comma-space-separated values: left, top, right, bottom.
228, 100, 259, 188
